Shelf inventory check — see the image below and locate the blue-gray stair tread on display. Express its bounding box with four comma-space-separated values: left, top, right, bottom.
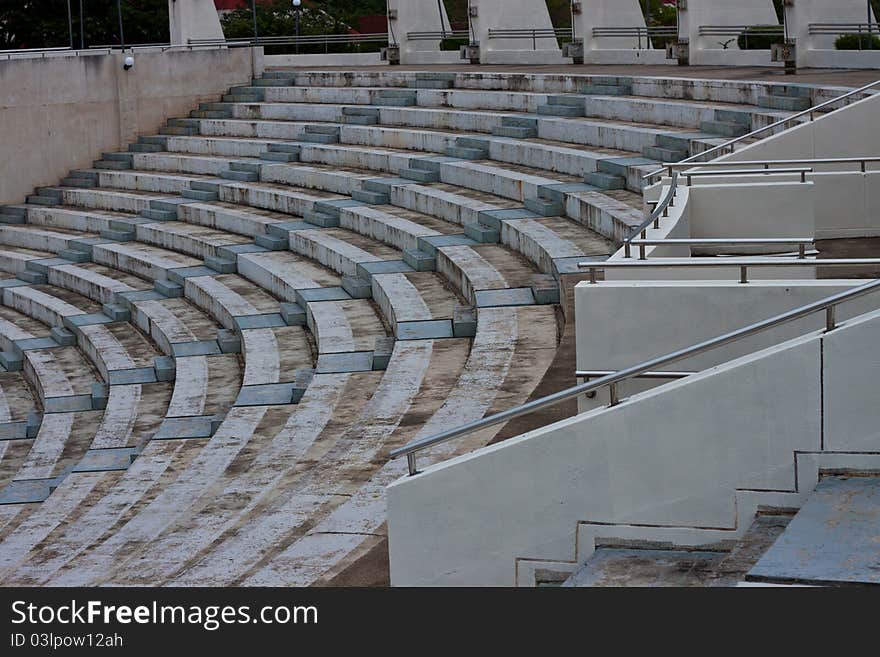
747, 476, 880, 586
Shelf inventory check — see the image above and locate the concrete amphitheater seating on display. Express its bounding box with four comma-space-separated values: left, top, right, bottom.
0, 70, 819, 586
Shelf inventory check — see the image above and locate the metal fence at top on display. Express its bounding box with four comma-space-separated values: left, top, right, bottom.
591, 26, 678, 50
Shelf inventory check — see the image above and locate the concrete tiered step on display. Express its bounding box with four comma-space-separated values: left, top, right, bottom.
537, 95, 586, 118
492, 115, 539, 139
579, 76, 633, 96
700, 109, 752, 138
757, 84, 813, 112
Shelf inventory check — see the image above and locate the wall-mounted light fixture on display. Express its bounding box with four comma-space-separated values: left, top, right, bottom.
123, 56, 134, 71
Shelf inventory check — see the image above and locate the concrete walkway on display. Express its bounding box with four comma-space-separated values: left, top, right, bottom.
267, 64, 880, 89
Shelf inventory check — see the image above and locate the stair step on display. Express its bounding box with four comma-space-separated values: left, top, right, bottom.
60, 177, 97, 188
492, 125, 537, 139
94, 159, 132, 170
523, 197, 564, 217
254, 233, 288, 250
17, 270, 47, 284
251, 77, 294, 87
190, 109, 231, 119
547, 95, 586, 107
160, 126, 198, 137
129, 143, 163, 153
351, 190, 389, 205
714, 109, 752, 127
102, 152, 134, 163
657, 133, 694, 152
374, 92, 417, 107
768, 84, 813, 98
220, 169, 259, 182
579, 83, 632, 96
199, 102, 232, 111
700, 120, 749, 138
299, 133, 339, 144
399, 168, 440, 183
140, 208, 178, 222
267, 143, 302, 154
222, 94, 262, 103
408, 79, 454, 89
59, 248, 91, 263
303, 211, 339, 228
757, 95, 812, 112
230, 161, 262, 174
260, 151, 299, 162
584, 171, 626, 190
26, 195, 58, 206
181, 189, 218, 202
446, 146, 487, 160
139, 135, 169, 146
642, 145, 688, 162
304, 124, 341, 136
537, 104, 585, 117
502, 116, 539, 129
341, 114, 378, 125
168, 118, 201, 128
190, 181, 221, 194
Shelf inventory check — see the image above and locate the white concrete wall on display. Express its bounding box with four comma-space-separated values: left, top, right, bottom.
265, 53, 386, 67
472, 0, 561, 61
786, 0, 876, 55
575, 0, 647, 50
169, 0, 224, 45
389, 0, 452, 61
0, 47, 257, 205
681, 0, 778, 65
388, 331, 823, 586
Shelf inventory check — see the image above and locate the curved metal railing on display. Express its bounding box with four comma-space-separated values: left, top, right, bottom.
390, 278, 880, 475
642, 78, 880, 185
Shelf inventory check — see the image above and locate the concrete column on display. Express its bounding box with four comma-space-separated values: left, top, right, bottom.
168, 0, 225, 45
680, 0, 779, 65
388, 0, 452, 64
470, 0, 560, 62
575, 0, 648, 51
786, 0, 877, 67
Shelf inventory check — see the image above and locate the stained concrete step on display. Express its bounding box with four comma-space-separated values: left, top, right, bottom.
584, 171, 625, 190
747, 476, 880, 586
642, 145, 687, 162
492, 125, 537, 139
700, 120, 749, 138
757, 95, 812, 112
537, 104, 585, 118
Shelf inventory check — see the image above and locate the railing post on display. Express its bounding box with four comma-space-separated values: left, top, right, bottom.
608, 383, 619, 407
406, 452, 418, 476
740, 265, 749, 284
639, 243, 646, 260
624, 242, 632, 258
799, 243, 806, 259
826, 305, 837, 332
589, 267, 597, 284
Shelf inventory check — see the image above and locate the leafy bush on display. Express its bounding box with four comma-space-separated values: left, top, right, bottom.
439, 37, 469, 52
737, 25, 783, 50
835, 33, 880, 50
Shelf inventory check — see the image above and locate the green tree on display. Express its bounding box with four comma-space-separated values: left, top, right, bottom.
0, 0, 168, 50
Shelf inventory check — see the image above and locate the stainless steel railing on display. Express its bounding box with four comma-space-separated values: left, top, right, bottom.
581, 257, 880, 285
623, 237, 814, 260
487, 28, 573, 50
390, 278, 880, 475
643, 79, 880, 185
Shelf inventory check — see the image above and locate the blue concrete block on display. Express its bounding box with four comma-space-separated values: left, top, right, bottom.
266, 220, 313, 238
254, 233, 288, 251
217, 328, 242, 353
342, 276, 373, 299
475, 287, 536, 308
107, 367, 157, 386
403, 249, 436, 272
453, 306, 477, 338
91, 383, 109, 409
417, 234, 478, 256
72, 447, 138, 473
397, 320, 455, 341
153, 416, 216, 441
280, 302, 306, 326
102, 303, 130, 322
233, 314, 287, 330
315, 351, 375, 374
154, 356, 176, 382
463, 223, 500, 244
295, 287, 350, 307
356, 260, 413, 281
43, 393, 94, 414
167, 266, 216, 286
205, 256, 237, 274
170, 340, 221, 357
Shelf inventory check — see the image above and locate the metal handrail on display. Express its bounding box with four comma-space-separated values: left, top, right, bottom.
624, 237, 813, 259
642, 78, 880, 184
391, 278, 880, 475
592, 27, 678, 36
699, 25, 784, 35
581, 257, 880, 285
576, 370, 694, 380
407, 30, 470, 42
189, 33, 389, 48
682, 167, 812, 184
488, 28, 573, 38
809, 23, 880, 34
657, 156, 880, 176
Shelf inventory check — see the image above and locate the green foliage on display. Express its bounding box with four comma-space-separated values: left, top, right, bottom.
835, 33, 880, 50
439, 37, 468, 52
738, 25, 784, 50
0, 0, 168, 49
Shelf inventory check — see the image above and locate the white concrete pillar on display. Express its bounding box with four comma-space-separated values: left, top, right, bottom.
470, 0, 561, 62
679, 0, 779, 65
387, 0, 452, 64
786, 0, 876, 65
574, 0, 648, 51
168, 0, 225, 45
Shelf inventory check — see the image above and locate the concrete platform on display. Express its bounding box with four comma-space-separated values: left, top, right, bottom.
747, 476, 880, 586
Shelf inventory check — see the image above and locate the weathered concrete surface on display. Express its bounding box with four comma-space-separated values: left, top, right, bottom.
748, 476, 880, 586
